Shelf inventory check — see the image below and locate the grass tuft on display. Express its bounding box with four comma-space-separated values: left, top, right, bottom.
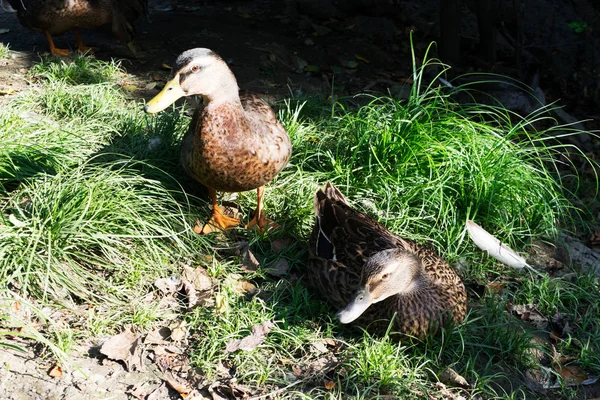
0, 43, 10, 60
0, 159, 203, 303
29, 54, 123, 85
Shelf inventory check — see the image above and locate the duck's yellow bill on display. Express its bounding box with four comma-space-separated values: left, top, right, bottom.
337, 286, 373, 324
144, 76, 185, 114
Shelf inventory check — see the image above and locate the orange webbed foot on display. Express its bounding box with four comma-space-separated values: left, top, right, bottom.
77, 44, 96, 54
245, 213, 279, 234
50, 46, 70, 57
74, 29, 95, 54
45, 32, 70, 57
194, 206, 240, 235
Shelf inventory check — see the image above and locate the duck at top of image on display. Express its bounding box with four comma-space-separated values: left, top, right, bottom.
1, 0, 147, 56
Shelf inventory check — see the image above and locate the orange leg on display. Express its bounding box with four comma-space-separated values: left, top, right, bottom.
246, 186, 279, 233
195, 188, 240, 234
74, 29, 95, 54
44, 32, 70, 57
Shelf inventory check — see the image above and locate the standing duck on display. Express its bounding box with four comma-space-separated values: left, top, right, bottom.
307, 182, 467, 339
144, 48, 291, 234
1, 0, 147, 56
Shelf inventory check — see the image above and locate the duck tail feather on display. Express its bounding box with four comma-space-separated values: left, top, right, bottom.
324, 182, 347, 204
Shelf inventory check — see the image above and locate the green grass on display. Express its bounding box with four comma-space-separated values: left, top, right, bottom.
0, 43, 9, 60
0, 49, 598, 399
29, 54, 124, 85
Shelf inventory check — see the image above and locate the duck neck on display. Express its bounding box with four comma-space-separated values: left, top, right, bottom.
203, 68, 242, 107
399, 272, 428, 295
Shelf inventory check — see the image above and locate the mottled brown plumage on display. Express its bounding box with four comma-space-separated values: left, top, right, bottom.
145, 48, 291, 233
3, 0, 147, 56
307, 182, 467, 339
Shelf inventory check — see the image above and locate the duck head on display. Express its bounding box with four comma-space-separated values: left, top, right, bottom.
337, 248, 425, 324
144, 48, 239, 113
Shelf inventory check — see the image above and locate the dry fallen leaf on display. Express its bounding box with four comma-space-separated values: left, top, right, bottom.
549, 312, 573, 340
215, 292, 229, 314
126, 383, 149, 400
145, 81, 158, 90
165, 372, 192, 398
487, 282, 506, 294
147, 383, 170, 400
292, 365, 305, 378
182, 266, 213, 292
225, 321, 274, 352
181, 279, 199, 309
145, 327, 171, 345
48, 364, 63, 378
311, 341, 328, 354
511, 303, 548, 329
238, 242, 260, 272
169, 320, 188, 342
554, 363, 587, 384
438, 367, 470, 388
271, 237, 293, 252
324, 379, 335, 390
0, 87, 17, 95
99, 327, 143, 371
354, 53, 370, 64
180, 267, 213, 308
265, 258, 290, 277
208, 381, 252, 400
304, 355, 339, 376
154, 276, 181, 295
233, 280, 258, 297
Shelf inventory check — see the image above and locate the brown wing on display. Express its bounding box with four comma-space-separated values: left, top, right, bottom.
305, 257, 362, 310
240, 93, 291, 170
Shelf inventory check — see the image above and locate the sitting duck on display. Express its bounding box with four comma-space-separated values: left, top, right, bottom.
144, 48, 291, 234
307, 182, 467, 339
1, 0, 147, 56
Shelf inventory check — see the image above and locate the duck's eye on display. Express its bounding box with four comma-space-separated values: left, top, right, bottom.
191, 65, 200, 72
381, 273, 390, 280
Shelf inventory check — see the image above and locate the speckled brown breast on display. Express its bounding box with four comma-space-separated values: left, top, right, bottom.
181, 93, 291, 193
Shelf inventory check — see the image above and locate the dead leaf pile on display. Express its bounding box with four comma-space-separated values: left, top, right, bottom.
525, 344, 599, 392
551, 346, 597, 387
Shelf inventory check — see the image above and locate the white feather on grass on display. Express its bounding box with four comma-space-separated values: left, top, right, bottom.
466, 220, 542, 275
